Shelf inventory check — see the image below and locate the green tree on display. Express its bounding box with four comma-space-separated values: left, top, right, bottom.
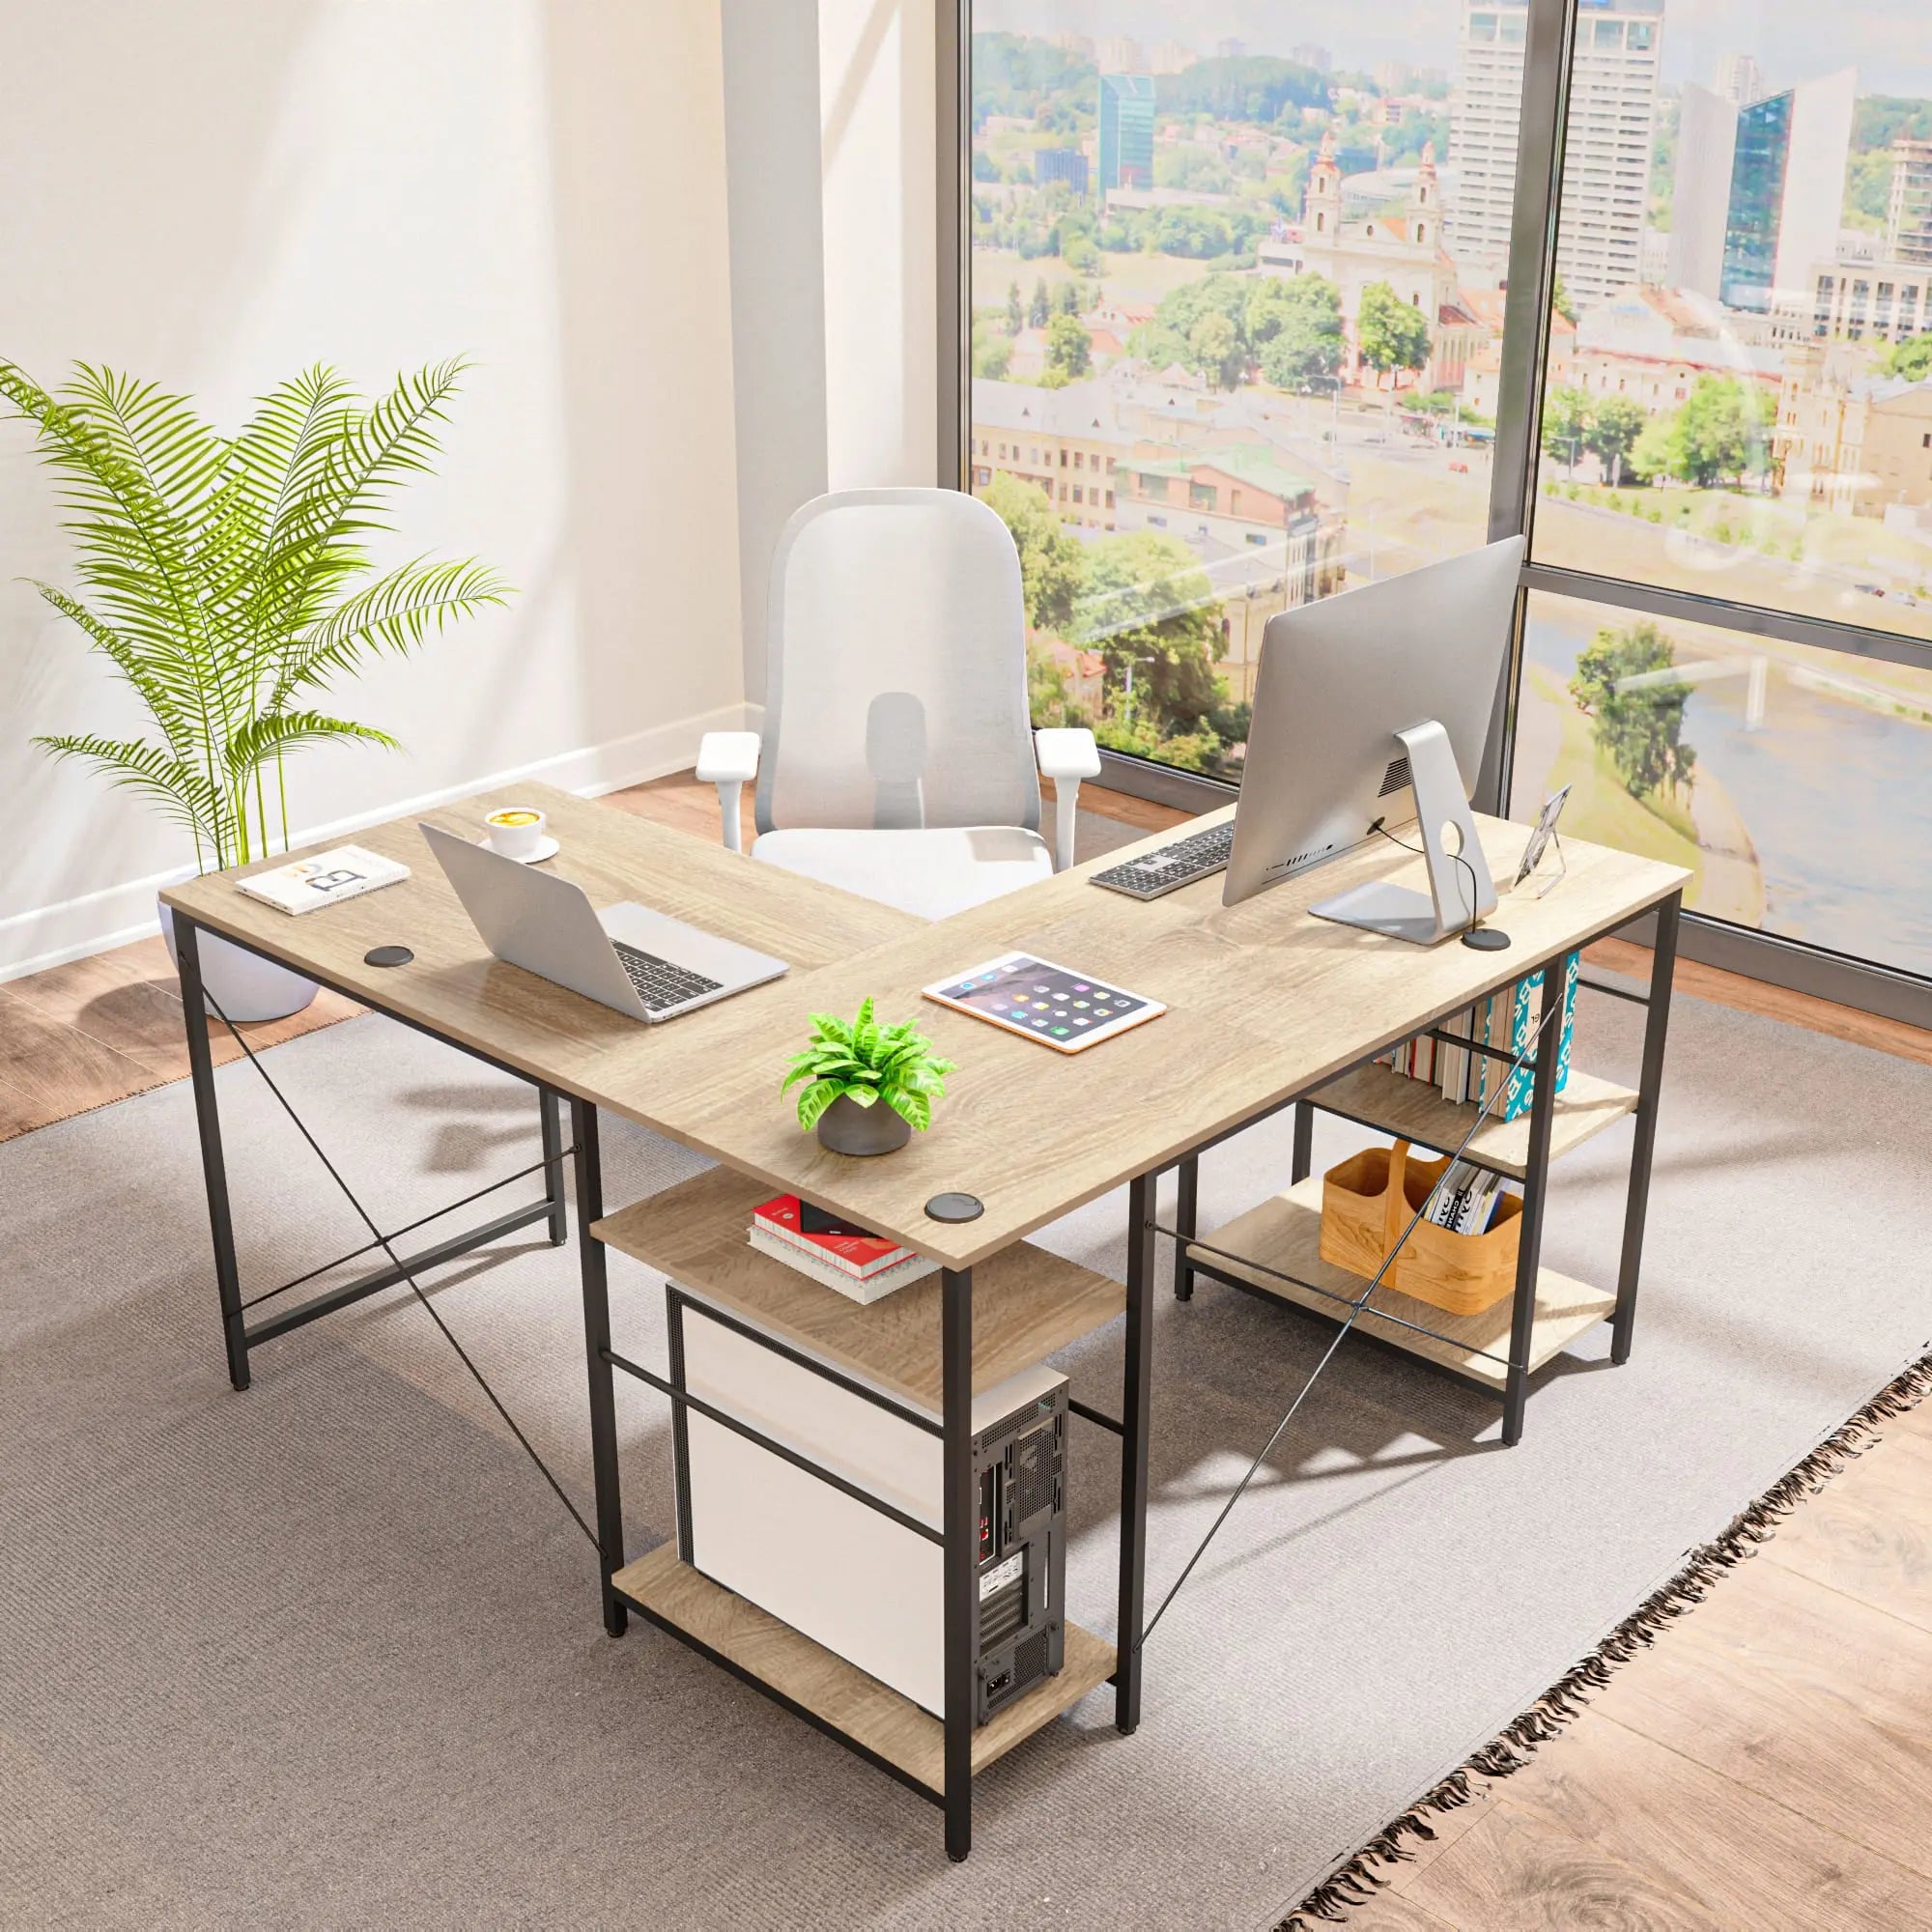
1887, 331, 1932, 382
1028, 277, 1050, 328
1005, 280, 1023, 333
1355, 280, 1433, 397
1550, 270, 1578, 326
1628, 412, 1678, 484
1049, 279, 1081, 317
1540, 384, 1591, 473
1044, 312, 1092, 382
1072, 532, 1228, 735
1247, 274, 1344, 390
1188, 311, 1245, 390
971, 326, 1011, 380
1671, 376, 1774, 487
1587, 395, 1647, 487
1569, 620, 1697, 800
980, 472, 1082, 633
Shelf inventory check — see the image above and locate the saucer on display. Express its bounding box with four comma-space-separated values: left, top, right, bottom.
490, 834, 560, 865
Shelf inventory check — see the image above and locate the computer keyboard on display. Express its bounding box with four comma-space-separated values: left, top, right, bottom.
1090, 821, 1236, 900
611, 941, 723, 1012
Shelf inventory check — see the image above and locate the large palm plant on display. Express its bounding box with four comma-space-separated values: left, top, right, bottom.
1, 356, 509, 871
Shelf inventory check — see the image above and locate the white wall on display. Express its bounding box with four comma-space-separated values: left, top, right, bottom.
0, 0, 747, 977
818, 0, 938, 494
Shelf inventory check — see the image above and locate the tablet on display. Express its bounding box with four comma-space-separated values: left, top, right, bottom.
923, 952, 1165, 1053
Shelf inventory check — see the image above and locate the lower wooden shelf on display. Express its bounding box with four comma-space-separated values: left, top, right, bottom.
613, 1543, 1117, 1794
1191, 1179, 1615, 1391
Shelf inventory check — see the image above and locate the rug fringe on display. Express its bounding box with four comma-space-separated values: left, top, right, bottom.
1272, 1348, 1932, 1931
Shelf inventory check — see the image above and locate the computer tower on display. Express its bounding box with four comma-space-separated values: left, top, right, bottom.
668, 1284, 1066, 1722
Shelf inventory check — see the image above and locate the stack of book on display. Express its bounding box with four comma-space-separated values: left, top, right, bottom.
748, 1196, 938, 1304
1377, 959, 1579, 1123
1421, 1158, 1508, 1236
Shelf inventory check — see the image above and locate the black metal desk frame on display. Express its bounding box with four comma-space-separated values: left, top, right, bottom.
170, 889, 1682, 1862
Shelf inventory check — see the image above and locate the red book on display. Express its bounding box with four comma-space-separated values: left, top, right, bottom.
752, 1196, 911, 1279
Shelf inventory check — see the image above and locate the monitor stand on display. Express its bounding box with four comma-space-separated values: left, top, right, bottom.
1308, 721, 1498, 945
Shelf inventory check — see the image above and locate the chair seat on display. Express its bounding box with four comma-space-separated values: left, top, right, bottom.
751, 826, 1054, 921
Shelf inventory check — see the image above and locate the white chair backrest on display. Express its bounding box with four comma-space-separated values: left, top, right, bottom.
756, 489, 1042, 837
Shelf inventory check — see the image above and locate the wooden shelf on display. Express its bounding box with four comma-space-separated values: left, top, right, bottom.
1310, 1062, 1637, 1180
593, 1167, 1125, 1414
1191, 1179, 1614, 1391
613, 1544, 1116, 1793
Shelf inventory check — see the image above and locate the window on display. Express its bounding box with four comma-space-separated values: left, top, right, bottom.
1519, 1, 1932, 990
967, 4, 1525, 784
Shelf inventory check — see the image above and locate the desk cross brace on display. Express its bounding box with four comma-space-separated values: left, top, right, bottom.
173, 912, 597, 1555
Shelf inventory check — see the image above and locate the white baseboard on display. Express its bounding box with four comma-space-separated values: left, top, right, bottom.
0, 700, 763, 982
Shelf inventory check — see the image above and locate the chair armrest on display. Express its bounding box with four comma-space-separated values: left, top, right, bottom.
696, 731, 760, 853
1034, 728, 1100, 871
1034, 727, 1101, 781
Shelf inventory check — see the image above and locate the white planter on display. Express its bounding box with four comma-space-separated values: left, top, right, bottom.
158, 896, 319, 1024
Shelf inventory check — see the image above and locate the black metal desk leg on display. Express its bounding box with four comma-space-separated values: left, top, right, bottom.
941, 1265, 974, 1861
1612, 893, 1680, 1364
1173, 1157, 1198, 1301
539, 1087, 568, 1245
176, 916, 249, 1391
1290, 1099, 1314, 1185
571, 1099, 626, 1636
1116, 1172, 1155, 1734
1502, 953, 1570, 1447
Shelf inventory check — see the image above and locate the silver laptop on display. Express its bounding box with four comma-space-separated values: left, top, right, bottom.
420, 822, 787, 1022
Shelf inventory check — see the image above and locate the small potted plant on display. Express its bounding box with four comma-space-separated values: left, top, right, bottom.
783, 998, 954, 1156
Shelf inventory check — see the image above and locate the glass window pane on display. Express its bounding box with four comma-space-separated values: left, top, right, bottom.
968, 9, 1525, 777
1531, 8, 1932, 648
1514, 590, 1932, 978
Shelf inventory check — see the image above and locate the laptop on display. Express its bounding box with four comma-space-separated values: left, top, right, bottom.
420, 822, 787, 1022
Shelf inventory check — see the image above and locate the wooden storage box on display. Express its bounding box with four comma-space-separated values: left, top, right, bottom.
1318, 1140, 1521, 1317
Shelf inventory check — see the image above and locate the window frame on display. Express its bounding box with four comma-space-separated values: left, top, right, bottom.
940, 0, 1932, 1026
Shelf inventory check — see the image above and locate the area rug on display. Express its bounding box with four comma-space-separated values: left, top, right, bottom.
2, 977, 1928, 1928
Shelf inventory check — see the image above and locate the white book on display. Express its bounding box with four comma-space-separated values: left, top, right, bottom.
747, 1227, 938, 1304
236, 845, 410, 916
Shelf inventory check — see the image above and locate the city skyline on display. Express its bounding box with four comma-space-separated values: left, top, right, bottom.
974, 0, 1932, 98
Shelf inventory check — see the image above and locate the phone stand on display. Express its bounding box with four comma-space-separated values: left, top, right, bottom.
1309, 720, 1498, 945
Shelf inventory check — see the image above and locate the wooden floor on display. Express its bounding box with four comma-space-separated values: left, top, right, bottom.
5, 774, 1930, 1928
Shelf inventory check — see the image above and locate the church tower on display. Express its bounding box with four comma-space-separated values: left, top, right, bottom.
1408, 141, 1438, 252
1305, 128, 1341, 238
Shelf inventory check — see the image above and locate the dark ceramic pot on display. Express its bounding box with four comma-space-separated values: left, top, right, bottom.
815, 1094, 911, 1156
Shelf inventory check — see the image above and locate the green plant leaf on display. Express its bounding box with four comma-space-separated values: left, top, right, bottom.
793, 1078, 844, 1133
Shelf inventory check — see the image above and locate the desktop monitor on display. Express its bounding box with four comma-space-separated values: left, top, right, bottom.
1221, 536, 1524, 939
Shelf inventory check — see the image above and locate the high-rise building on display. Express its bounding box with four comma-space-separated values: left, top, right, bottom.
1887, 139, 1932, 269
1148, 40, 1195, 77
1291, 43, 1332, 75
1448, 0, 1663, 303
1669, 69, 1856, 312
1667, 83, 1740, 298
1035, 148, 1090, 197
1097, 73, 1155, 197
1214, 39, 1245, 61
1730, 72, 1857, 312
1714, 52, 1768, 107
1096, 38, 1143, 74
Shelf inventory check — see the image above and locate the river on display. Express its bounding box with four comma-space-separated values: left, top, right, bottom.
1522, 607, 1932, 981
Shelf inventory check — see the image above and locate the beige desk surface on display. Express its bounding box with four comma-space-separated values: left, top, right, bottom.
158, 782, 919, 1099
606, 810, 1687, 1270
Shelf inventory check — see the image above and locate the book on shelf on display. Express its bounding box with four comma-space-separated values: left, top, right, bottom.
1378, 965, 1578, 1123
748, 1195, 938, 1305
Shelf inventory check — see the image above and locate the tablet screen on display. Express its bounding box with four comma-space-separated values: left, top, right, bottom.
925, 954, 1160, 1049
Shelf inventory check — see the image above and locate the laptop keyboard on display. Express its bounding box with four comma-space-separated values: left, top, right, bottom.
1091, 821, 1236, 900
611, 941, 722, 1012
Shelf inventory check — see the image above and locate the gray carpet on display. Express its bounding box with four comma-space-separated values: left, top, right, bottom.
3, 975, 1929, 1929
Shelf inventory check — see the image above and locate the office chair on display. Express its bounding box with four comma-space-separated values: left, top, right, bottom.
697, 488, 1100, 921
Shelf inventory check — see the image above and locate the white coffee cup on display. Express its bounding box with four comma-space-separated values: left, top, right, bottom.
484, 805, 548, 861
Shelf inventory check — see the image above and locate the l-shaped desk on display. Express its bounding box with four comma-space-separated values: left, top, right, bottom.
161, 781, 1686, 1861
